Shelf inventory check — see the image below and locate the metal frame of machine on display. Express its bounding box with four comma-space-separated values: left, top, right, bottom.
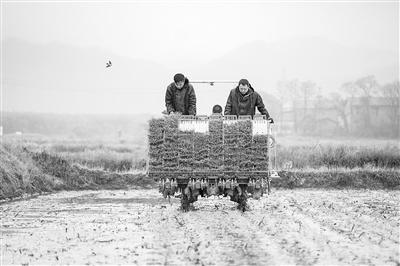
147, 114, 278, 211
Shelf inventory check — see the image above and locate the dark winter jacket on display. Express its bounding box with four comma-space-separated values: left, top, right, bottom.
165, 78, 196, 115
224, 86, 270, 117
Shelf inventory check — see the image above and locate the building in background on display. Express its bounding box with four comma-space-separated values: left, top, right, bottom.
280, 96, 399, 137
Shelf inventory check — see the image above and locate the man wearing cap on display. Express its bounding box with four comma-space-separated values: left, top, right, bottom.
165, 73, 197, 115
224, 79, 273, 122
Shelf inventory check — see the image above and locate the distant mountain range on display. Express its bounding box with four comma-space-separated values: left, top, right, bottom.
3, 38, 171, 114
190, 36, 398, 92
2, 36, 398, 115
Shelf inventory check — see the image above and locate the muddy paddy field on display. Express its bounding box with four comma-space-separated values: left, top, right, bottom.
1, 188, 399, 265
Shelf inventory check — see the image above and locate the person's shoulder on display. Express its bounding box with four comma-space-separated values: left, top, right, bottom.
253, 90, 262, 97
187, 83, 196, 92
167, 83, 175, 90
228, 87, 238, 96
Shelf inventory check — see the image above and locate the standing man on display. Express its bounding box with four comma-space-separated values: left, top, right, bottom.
165, 73, 197, 115
224, 79, 273, 122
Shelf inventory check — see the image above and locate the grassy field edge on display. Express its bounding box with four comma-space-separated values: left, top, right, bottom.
1, 144, 399, 201
0, 145, 156, 201
275, 168, 400, 189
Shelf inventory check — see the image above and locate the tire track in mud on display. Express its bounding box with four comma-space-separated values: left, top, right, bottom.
149, 198, 297, 266
247, 190, 400, 265
1, 189, 399, 265
286, 194, 399, 247
283, 191, 400, 249
247, 200, 353, 265
177, 206, 273, 266
247, 201, 331, 265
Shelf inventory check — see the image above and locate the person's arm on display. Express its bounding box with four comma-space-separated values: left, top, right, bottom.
224, 91, 233, 115
255, 93, 270, 118
165, 86, 175, 114
188, 85, 197, 116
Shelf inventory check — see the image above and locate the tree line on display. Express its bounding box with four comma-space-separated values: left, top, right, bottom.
276, 75, 399, 138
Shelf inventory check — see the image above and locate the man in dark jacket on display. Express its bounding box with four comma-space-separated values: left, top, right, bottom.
224, 79, 273, 122
165, 73, 197, 115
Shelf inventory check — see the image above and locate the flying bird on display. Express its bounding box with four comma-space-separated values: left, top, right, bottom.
106, 60, 112, 68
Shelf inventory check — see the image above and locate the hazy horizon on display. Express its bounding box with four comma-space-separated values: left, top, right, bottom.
3, 2, 398, 67
1, 1, 399, 115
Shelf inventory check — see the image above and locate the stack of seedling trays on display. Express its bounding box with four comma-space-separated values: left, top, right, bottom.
148, 115, 270, 180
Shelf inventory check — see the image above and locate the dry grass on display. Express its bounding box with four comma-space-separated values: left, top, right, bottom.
3, 133, 399, 172
3, 134, 147, 172
275, 168, 400, 189
278, 135, 399, 147
1, 131, 399, 200
0, 143, 154, 200
277, 144, 400, 169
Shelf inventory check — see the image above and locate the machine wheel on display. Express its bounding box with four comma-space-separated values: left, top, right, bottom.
181, 193, 190, 212
229, 187, 240, 203
237, 191, 249, 212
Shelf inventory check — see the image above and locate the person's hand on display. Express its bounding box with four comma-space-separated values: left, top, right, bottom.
268, 117, 274, 124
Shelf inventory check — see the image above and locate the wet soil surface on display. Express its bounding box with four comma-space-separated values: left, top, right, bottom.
1, 189, 399, 265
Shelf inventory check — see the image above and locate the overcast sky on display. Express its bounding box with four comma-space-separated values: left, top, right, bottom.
1, 1, 399, 115
2, 1, 399, 68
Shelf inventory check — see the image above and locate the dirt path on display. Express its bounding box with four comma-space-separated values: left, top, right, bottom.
1, 189, 399, 265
